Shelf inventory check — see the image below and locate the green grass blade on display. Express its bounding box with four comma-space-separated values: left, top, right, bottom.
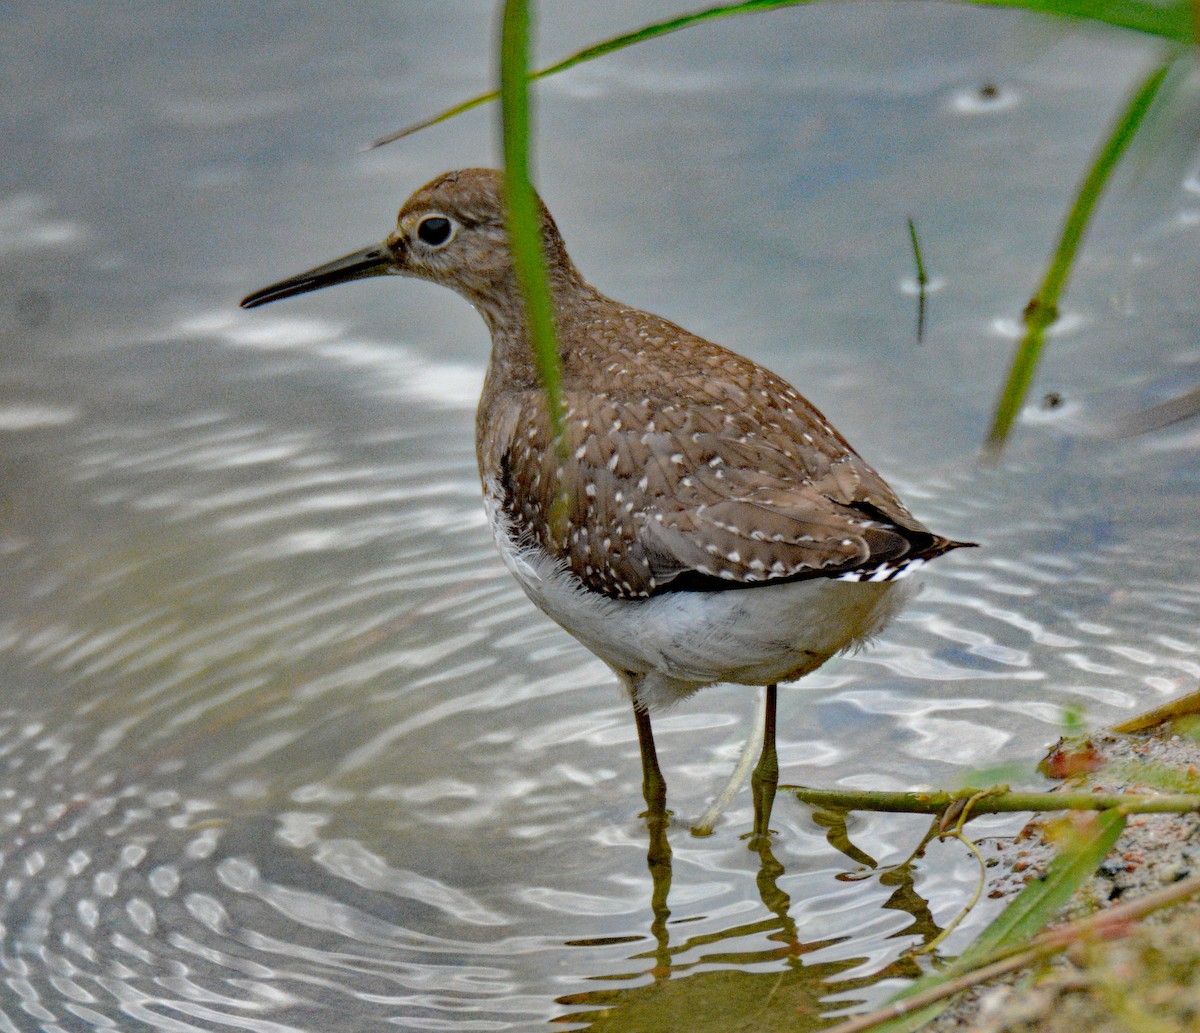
956, 809, 1125, 963
369, 0, 1195, 148
907, 218, 927, 287
968, 0, 1195, 38
907, 216, 928, 344
370, 1, 802, 148
499, 0, 564, 443
983, 58, 1173, 456
865, 809, 1126, 1033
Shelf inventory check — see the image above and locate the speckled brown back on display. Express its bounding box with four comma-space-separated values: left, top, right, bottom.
478, 287, 966, 600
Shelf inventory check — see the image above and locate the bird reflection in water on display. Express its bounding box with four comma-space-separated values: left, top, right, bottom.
556, 790, 949, 1031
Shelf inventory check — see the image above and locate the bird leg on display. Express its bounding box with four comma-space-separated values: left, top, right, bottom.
632, 700, 674, 940
749, 684, 779, 846
632, 702, 669, 820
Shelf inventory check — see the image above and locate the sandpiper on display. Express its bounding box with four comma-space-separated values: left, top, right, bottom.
242, 168, 971, 838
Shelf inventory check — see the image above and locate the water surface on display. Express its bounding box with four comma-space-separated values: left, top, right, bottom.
1, 3, 1198, 1030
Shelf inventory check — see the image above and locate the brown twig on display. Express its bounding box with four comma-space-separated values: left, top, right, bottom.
785, 784, 1200, 816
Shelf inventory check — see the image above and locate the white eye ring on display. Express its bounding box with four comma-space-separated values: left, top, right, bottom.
415, 214, 457, 248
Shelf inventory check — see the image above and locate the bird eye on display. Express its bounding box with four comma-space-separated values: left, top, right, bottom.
416, 215, 455, 248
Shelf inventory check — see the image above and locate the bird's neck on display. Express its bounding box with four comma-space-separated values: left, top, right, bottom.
477, 265, 608, 393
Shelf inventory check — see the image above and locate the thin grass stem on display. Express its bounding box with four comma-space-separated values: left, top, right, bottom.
786, 783, 1200, 814
907, 216, 928, 343
499, 0, 565, 445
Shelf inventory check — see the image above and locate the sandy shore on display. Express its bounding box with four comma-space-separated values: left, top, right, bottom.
924, 722, 1200, 1033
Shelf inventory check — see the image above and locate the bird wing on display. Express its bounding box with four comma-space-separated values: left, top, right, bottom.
627, 411, 937, 589
482, 371, 954, 599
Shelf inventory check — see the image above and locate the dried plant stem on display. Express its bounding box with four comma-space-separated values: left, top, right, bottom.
786, 784, 1200, 816
823, 872, 1200, 1033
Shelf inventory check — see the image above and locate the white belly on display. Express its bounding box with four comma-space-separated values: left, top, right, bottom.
484, 493, 914, 710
